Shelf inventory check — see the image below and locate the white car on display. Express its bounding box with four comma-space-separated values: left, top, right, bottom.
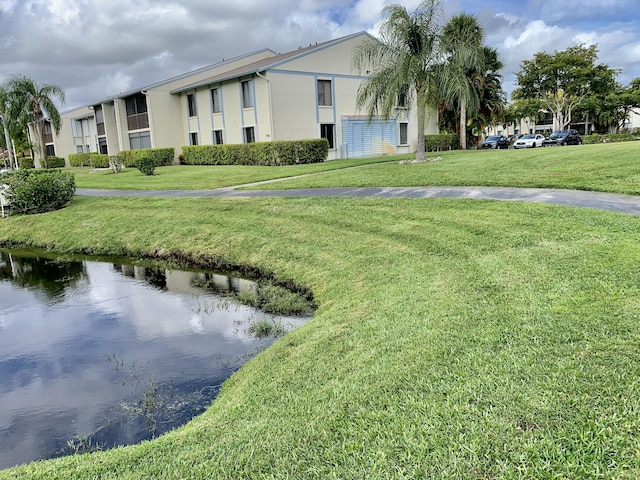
514, 134, 545, 149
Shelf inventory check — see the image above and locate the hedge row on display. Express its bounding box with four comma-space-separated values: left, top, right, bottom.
18, 158, 34, 169
582, 133, 638, 144
69, 148, 174, 168
1, 169, 75, 214
15, 156, 66, 169
181, 139, 329, 166
69, 153, 109, 168
425, 134, 459, 152
118, 148, 174, 167
46, 156, 66, 168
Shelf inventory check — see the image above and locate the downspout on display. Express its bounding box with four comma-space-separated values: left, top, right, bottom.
255, 70, 274, 141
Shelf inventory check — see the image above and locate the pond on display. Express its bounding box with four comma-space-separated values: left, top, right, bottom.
0, 249, 312, 470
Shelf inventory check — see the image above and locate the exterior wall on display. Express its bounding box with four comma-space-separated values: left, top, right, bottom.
102, 102, 120, 155
147, 89, 183, 158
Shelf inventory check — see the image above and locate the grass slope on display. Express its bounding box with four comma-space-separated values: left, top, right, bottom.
1, 194, 640, 478
70, 156, 402, 190
250, 142, 640, 195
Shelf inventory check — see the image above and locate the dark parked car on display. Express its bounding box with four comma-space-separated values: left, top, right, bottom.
481, 135, 510, 149
543, 129, 582, 146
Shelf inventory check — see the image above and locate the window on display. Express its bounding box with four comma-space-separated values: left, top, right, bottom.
320, 123, 335, 149
317, 80, 332, 106
190, 132, 198, 146
95, 105, 105, 135
241, 80, 253, 108
243, 126, 255, 144
125, 93, 147, 115
43, 122, 53, 144
187, 94, 197, 117
125, 93, 149, 130
74, 120, 84, 138
399, 122, 408, 145
45, 144, 55, 156
98, 137, 108, 154
129, 131, 151, 150
211, 88, 221, 113
213, 130, 223, 145
76, 145, 83, 153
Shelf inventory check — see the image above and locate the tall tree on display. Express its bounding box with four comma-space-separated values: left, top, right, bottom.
0, 84, 16, 170
440, 13, 486, 150
7, 74, 65, 169
469, 46, 507, 147
352, 0, 443, 161
513, 44, 618, 131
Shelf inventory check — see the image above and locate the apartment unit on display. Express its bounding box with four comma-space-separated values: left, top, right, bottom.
44, 32, 437, 166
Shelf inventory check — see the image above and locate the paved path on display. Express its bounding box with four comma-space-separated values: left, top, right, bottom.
76, 186, 640, 216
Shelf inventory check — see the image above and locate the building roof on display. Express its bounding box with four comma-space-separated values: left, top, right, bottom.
170, 31, 370, 94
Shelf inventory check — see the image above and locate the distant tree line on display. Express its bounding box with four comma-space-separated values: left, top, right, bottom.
509, 44, 640, 134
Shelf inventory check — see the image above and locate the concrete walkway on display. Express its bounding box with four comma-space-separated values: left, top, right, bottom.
75, 185, 640, 216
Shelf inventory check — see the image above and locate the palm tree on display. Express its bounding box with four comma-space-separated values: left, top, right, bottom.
0, 84, 16, 170
470, 46, 507, 147
440, 13, 485, 150
7, 74, 65, 169
352, 0, 443, 161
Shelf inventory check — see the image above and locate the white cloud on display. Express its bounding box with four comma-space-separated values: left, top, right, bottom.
0, 0, 639, 108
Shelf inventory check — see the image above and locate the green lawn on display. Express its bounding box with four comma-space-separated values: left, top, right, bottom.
248, 142, 640, 194
1, 147, 640, 478
70, 155, 403, 190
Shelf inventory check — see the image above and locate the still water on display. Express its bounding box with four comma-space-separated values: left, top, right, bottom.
0, 249, 310, 470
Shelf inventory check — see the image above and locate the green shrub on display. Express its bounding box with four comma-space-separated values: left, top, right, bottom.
1, 169, 75, 214
46, 156, 66, 168
236, 282, 313, 315
181, 139, 329, 166
135, 156, 155, 175
69, 153, 109, 168
582, 133, 637, 144
18, 157, 34, 169
425, 134, 459, 151
118, 148, 174, 168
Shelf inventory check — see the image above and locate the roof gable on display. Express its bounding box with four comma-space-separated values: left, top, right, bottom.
170, 31, 372, 94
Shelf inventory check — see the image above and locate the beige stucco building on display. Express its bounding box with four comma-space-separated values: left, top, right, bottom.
42, 32, 437, 166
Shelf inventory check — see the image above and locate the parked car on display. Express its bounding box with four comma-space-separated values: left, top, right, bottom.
542, 129, 582, 146
481, 135, 510, 149
514, 134, 545, 149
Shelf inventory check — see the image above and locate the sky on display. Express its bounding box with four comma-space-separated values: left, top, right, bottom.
1, 0, 639, 111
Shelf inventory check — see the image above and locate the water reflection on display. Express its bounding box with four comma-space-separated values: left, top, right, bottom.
0, 249, 310, 470
0, 252, 86, 301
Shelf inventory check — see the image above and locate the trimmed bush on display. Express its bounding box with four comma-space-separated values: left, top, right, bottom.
46, 156, 66, 168
181, 139, 329, 166
425, 134, 459, 151
135, 156, 155, 175
581, 133, 637, 144
18, 157, 34, 169
69, 153, 109, 168
118, 148, 174, 168
1, 169, 75, 214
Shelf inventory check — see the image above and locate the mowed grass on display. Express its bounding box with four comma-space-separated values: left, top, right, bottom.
250, 142, 640, 195
70, 142, 640, 195
69, 155, 404, 190
1, 193, 640, 478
